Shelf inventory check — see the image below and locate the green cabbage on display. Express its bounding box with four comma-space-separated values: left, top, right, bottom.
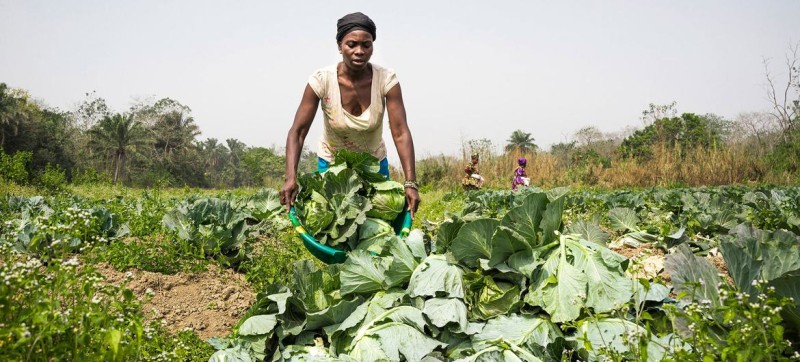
367, 181, 406, 221
353, 218, 396, 253
300, 191, 335, 235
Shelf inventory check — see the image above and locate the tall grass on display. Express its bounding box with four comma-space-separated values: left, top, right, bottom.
408, 143, 795, 190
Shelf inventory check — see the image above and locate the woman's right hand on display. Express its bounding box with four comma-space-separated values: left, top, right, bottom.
280, 178, 299, 212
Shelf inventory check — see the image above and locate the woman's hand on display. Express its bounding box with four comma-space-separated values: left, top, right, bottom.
405, 187, 420, 219
280, 178, 299, 212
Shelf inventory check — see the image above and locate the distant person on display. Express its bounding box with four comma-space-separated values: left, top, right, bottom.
279, 12, 420, 217
462, 153, 484, 190
512, 157, 529, 191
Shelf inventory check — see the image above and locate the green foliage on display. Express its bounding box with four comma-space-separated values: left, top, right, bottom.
162, 197, 252, 265
240, 147, 284, 186
212, 189, 640, 361
36, 163, 68, 192
571, 148, 610, 168
0, 245, 214, 361
0, 149, 32, 184
1, 196, 129, 261
71, 167, 112, 186
366, 181, 405, 221
240, 229, 307, 291
620, 112, 722, 159
89, 113, 149, 184
89, 235, 209, 275
294, 151, 409, 247
505, 129, 538, 153
416, 155, 457, 190
766, 129, 800, 173
665, 278, 796, 361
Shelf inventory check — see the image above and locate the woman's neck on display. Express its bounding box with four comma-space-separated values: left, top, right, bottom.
339, 62, 370, 80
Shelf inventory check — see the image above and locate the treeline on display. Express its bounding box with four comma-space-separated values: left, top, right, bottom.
3, 46, 799, 190
407, 46, 800, 189
0, 85, 315, 189
411, 103, 800, 189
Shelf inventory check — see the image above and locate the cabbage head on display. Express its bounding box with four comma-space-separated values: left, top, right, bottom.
367, 181, 405, 221
300, 191, 335, 235
353, 217, 395, 253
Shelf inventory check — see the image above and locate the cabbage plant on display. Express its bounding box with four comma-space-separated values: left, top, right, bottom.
367, 181, 405, 222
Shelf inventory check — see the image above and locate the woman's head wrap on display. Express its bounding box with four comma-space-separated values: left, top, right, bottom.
518, 158, 527, 166
471, 153, 480, 160
336, 12, 376, 44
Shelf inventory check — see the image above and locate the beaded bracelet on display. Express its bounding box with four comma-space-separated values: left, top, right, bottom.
403, 180, 419, 190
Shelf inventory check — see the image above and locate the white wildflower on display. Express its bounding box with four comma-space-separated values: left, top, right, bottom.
62, 257, 80, 267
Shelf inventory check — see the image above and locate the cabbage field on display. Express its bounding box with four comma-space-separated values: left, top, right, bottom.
2, 154, 800, 361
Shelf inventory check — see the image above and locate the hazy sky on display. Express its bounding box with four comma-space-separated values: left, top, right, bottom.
1, 1, 798, 162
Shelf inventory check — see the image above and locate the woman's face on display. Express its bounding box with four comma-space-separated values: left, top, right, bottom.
338, 30, 374, 71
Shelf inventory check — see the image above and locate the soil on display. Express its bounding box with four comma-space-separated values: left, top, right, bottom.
706, 253, 734, 285
95, 262, 255, 340
611, 243, 733, 285
611, 243, 664, 260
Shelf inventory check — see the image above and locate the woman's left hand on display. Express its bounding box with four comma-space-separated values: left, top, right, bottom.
405, 187, 420, 219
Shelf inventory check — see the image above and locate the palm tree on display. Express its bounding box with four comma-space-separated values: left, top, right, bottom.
198, 138, 229, 170
505, 129, 538, 153
151, 111, 200, 160
89, 113, 147, 184
226, 138, 247, 187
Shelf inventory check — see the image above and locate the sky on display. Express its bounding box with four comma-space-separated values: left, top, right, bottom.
1, 1, 798, 163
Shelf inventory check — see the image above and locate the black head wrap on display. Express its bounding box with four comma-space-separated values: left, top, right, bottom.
336, 12, 376, 44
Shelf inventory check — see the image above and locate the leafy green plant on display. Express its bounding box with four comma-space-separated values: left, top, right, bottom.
209, 191, 649, 361
88, 235, 209, 275
36, 163, 67, 192
0, 149, 32, 184
162, 197, 252, 265
666, 243, 800, 360
0, 244, 215, 361
1, 197, 129, 261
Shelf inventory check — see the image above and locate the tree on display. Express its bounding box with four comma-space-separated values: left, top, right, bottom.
151, 111, 200, 160
0, 83, 28, 148
549, 141, 577, 166
73, 91, 110, 131
640, 101, 678, 126
763, 43, 799, 140
504, 130, 538, 153
89, 113, 148, 184
762, 43, 800, 172
226, 138, 247, 187
240, 147, 284, 186
573, 126, 604, 147
464, 138, 495, 160
619, 113, 721, 159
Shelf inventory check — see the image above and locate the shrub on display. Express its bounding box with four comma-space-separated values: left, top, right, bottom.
36, 163, 67, 192
0, 150, 32, 184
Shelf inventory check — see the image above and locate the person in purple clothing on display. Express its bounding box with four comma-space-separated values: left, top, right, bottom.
512, 158, 528, 191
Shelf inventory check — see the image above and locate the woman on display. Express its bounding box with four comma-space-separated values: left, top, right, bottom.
462, 153, 484, 190
511, 157, 528, 191
279, 12, 420, 217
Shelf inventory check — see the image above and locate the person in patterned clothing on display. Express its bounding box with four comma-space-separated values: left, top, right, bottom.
462, 153, 484, 190
512, 157, 528, 191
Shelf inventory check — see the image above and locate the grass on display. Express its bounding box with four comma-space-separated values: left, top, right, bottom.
87, 236, 211, 275
400, 144, 796, 191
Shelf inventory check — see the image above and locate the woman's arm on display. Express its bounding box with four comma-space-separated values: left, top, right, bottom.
280, 84, 320, 210
386, 83, 421, 218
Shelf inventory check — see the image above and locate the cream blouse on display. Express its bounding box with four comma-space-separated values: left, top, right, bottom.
308, 63, 399, 162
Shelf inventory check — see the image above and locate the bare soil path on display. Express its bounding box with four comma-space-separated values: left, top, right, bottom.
96, 263, 255, 340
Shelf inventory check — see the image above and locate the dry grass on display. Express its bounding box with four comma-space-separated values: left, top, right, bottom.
405, 144, 795, 190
